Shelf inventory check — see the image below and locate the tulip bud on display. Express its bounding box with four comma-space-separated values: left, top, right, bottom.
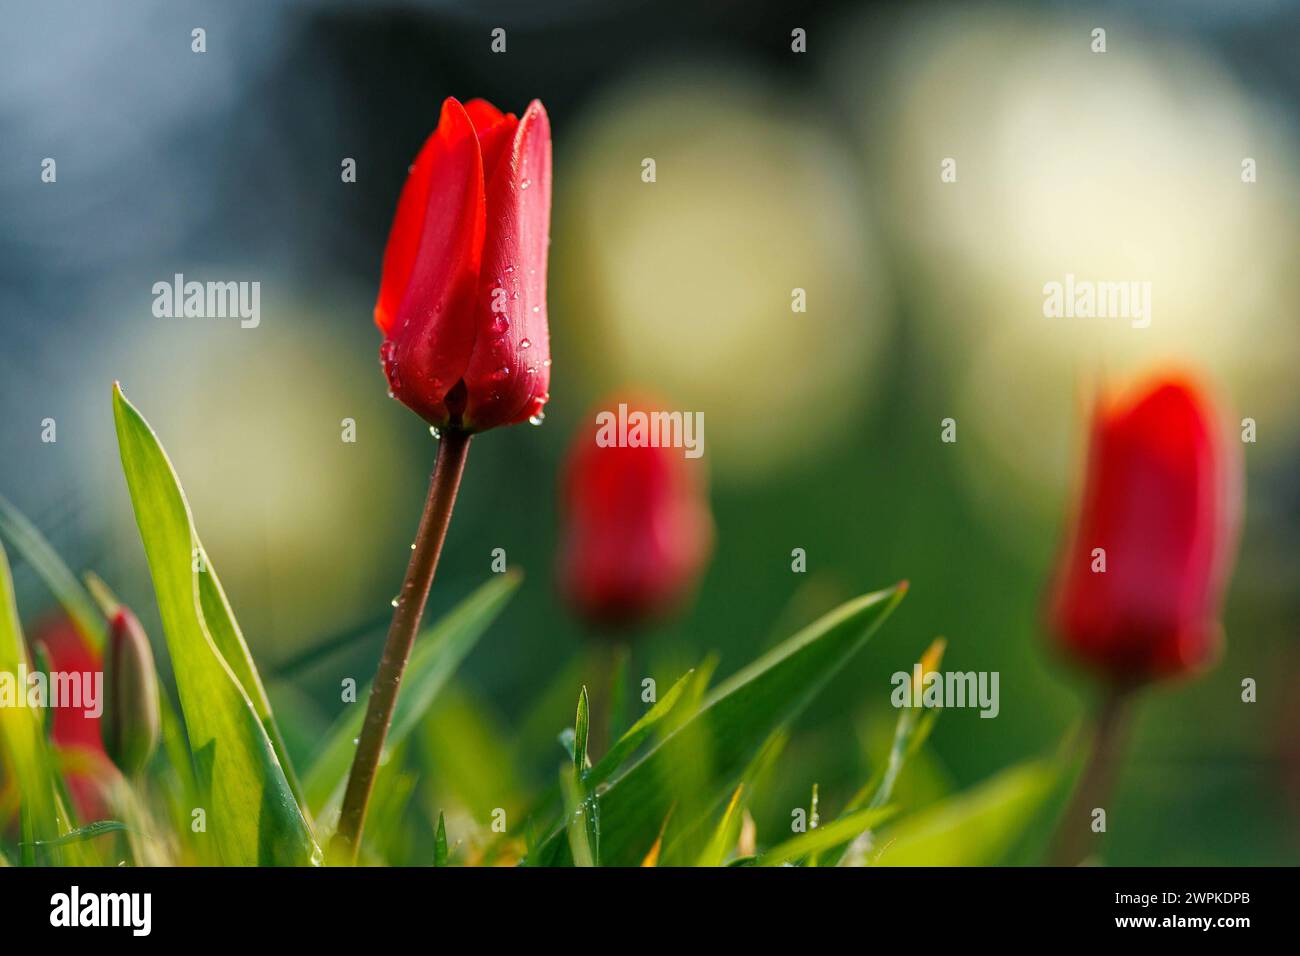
558, 397, 714, 631
375, 96, 552, 434
1049, 375, 1241, 685
101, 606, 161, 776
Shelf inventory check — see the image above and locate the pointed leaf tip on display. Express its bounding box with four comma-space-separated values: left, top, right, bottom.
573, 685, 591, 773
434, 811, 449, 867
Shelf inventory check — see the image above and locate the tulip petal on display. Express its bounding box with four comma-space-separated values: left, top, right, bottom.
463, 98, 505, 133
461, 99, 552, 431
464, 98, 519, 182
378, 97, 487, 423
476, 116, 520, 194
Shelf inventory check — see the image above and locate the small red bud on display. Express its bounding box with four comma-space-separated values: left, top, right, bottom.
557, 396, 714, 632
102, 606, 161, 776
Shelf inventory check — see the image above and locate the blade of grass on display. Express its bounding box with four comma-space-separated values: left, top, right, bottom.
586, 668, 694, 784
20, 819, 129, 848
692, 730, 786, 867
821, 638, 946, 865
433, 811, 449, 867
573, 686, 590, 773
759, 805, 898, 866
560, 767, 595, 867
0, 542, 60, 864
872, 760, 1060, 866
530, 582, 908, 866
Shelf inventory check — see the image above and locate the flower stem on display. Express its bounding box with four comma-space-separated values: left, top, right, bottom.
1048, 686, 1134, 866
587, 640, 629, 758
330, 428, 471, 864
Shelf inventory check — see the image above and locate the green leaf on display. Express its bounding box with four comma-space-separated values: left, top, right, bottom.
821, 639, 946, 866
559, 766, 596, 867
871, 759, 1060, 866
530, 582, 908, 866
520, 667, 705, 867
433, 811, 449, 867
21, 820, 129, 848
156, 689, 199, 820
0, 541, 64, 864
112, 383, 319, 866
573, 686, 590, 774
585, 668, 694, 785
697, 785, 746, 867
196, 557, 306, 807
566, 686, 600, 863
693, 731, 785, 867
759, 804, 898, 866
0, 494, 105, 653
303, 571, 521, 819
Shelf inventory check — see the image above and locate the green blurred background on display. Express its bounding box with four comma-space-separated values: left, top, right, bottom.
1, 0, 1296, 863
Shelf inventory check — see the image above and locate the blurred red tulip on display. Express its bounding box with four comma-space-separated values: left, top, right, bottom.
558, 398, 714, 631
30, 616, 113, 820
375, 96, 552, 433
1049, 374, 1242, 685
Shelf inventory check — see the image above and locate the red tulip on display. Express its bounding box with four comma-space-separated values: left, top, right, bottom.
1049, 374, 1242, 684
558, 398, 714, 630
30, 616, 113, 821
375, 96, 552, 433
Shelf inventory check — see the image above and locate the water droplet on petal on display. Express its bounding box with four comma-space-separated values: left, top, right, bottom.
491, 366, 510, 382
429, 426, 441, 439
519, 338, 531, 349
529, 412, 546, 426
390, 597, 400, 608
